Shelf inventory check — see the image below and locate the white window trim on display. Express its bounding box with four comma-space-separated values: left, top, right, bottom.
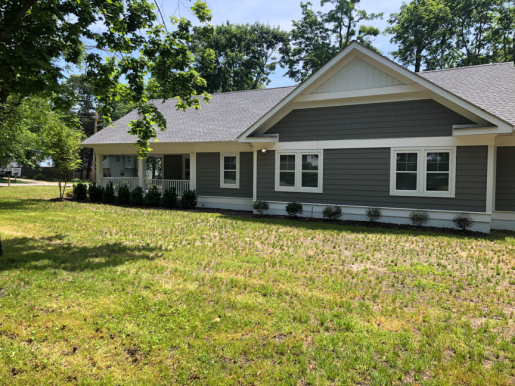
275, 150, 324, 193
220, 152, 240, 189
390, 147, 456, 198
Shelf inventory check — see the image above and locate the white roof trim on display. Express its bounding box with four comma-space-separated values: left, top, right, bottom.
238, 42, 513, 141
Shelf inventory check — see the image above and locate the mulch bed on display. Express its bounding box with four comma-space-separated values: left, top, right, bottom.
49, 196, 494, 237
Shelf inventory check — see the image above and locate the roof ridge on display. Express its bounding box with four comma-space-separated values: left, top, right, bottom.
420, 61, 514, 74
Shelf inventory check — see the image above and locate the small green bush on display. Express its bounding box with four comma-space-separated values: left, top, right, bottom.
366, 207, 382, 223
286, 202, 303, 217
103, 182, 116, 203
253, 200, 270, 215
181, 190, 198, 209
146, 185, 161, 207
162, 187, 177, 208
322, 205, 342, 220
453, 213, 475, 231
409, 210, 430, 227
130, 186, 144, 206
88, 182, 103, 202
73, 182, 88, 200
117, 184, 130, 205
33, 173, 46, 181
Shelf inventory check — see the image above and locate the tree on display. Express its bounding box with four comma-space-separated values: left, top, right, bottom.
0, 0, 214, 158
387, 0, 510, 72
280, 1, 383, 82
44, 124, 83, 200
191, 22, 288, 93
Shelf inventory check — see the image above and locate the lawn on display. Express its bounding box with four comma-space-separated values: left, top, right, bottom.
1, 187, 515, 385
0, 178, 29, 184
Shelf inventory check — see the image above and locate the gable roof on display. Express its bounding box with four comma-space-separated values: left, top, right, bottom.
82, 86, 296, 145
418, 62, 515, 127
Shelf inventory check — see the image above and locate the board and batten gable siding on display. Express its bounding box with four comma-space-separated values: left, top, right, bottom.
196, 152, 253, 198
262, 100, 474, 142
257, 147, 488, 212
495, 147, 515, 211
163, 155, 183, 180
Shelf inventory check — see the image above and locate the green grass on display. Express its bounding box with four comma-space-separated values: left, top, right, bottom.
0, 178, 29, 184
1, 186, 515, 385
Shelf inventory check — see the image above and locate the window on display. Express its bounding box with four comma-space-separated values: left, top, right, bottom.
184, 157, 190, 180
275, 150, 323, 193
116, 156, 120, 162
220, 153, 240, 188
390, 147, 456, 198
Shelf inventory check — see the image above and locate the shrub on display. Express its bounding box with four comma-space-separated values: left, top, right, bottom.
366, 207, 382, 223
73, 182, 88, 200
322, 205, 342, 220
286, 202, 303, 217
103, 182, 116, 203
181, 189, 198, 209
253, 200, 270, 215
453, 213, 475, 231
88, 182, 103, 202
409, 210, 430, 227
130, 186, 144, 206
146, 185, 161, 207
117, 184, 130, 205
162, 187, 178, 208
33, 173, 46, 181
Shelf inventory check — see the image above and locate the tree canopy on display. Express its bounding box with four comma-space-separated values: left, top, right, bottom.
0, 0, 214, 158
387, 0, 515, 72
280, 0, 383, 82
191, 22, 288, 93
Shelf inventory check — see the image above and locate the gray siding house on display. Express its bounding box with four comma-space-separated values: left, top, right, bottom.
82, 42, 515, 233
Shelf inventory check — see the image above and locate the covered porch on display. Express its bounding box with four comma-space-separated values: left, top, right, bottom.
95, 152, 195, 197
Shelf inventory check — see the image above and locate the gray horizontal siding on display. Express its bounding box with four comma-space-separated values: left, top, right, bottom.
496, 147, 515, 211
197, 152, 253, 198
257, 146, 487, 212
163, 155, 183, 180
263, 99, 473, 142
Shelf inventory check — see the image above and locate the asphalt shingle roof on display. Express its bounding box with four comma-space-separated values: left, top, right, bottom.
418, 62, 515, 126
82, 86, 296, 145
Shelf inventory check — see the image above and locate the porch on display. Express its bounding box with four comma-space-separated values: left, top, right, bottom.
98, 177, 190, 197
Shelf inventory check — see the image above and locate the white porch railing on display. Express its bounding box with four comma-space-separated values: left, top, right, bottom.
100, 177, 139, 193
146, 179, 190, 197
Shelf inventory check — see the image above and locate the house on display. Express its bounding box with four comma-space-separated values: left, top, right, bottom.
82, 42, 515, 233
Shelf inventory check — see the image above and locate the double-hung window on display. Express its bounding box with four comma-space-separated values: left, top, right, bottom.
275, 150, 323, 193
220, 153, 240, 189
390, 147, 456, 198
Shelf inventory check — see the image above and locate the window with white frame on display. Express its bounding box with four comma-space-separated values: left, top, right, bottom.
183, 156, 190, 180
390, 147, 456, 198
220, 153, 240, 188
275, 150, 323, 193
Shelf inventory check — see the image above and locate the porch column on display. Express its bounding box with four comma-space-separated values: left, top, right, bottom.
95, 153, 103, 185
189, 152, 197, 191
253, 149, 257, 201
138, 158, 146, 189
486, 145, 496, 213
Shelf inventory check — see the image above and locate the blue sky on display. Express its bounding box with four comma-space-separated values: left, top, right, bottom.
161, 0, 406, 87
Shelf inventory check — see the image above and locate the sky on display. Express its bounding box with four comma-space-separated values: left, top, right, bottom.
161, 0, 407, 88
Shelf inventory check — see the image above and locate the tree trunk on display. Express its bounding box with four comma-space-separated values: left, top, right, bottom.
85, 149, 93, 180
415, 46, 423, 73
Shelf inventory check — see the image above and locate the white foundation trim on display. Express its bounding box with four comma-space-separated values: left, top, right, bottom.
492, 211, 515, 231
197, 196, 253, 211
259, 201, 492, 233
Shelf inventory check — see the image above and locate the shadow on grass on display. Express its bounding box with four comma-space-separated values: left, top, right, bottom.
0, 234, 158, 272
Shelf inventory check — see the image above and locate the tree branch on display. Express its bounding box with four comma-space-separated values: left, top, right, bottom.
0, 0, 40, 43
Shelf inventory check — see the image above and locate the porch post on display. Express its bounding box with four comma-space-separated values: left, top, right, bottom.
95, 153, 103, 185
138, 158, 146, 189
253, 149, 257, 202
486, 145, 495, 213
190, 152, 197, 191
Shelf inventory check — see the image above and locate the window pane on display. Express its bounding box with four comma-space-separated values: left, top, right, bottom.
397, 153, 417, 172
224, 171, 237, 184
280, 172, 295, 187
224, 156, 236, 171
427, 152, 450, 172
427, 173, 449, 191
185, 158, 190, 169
396, 172, 417, 191
280, 155, 295, 171
302, 172, 318, 188
185, 170, 190, 180
302, 154, 319, 171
